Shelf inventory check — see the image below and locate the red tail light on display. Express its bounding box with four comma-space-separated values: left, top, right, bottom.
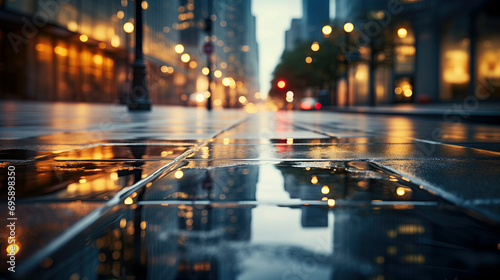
300, 102, 312, 110
314, 102, 321, 109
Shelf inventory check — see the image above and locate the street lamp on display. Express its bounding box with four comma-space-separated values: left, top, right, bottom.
322, 25, 332, 38
343, 22, 354, 107
128, 0, 151, 111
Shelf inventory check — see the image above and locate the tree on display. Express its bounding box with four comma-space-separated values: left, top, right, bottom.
269, 37, 342, 102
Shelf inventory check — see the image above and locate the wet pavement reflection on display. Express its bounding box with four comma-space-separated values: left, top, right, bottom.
2, 111, 500, 280
7, 160, 500, 280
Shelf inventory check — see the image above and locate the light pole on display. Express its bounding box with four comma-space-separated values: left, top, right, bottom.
128, 0, 151, 111
343, 22, 354, 107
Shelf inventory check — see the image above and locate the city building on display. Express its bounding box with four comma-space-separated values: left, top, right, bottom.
0, 0, 259, 107
332, 0, 500, 106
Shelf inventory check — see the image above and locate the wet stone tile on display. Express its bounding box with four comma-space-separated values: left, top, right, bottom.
54, 144, 193, 161
19, 204, 500, 280
0, 160, 168, 200
143, 161, 439, 204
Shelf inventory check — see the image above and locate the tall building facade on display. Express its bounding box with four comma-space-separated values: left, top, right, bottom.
302, 0, 330, 41
332, 0, 500, 105
0, 0, 259, 107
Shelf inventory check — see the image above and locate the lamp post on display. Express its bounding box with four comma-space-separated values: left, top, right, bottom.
128, 0, 151, 111
343, 22, 354, 107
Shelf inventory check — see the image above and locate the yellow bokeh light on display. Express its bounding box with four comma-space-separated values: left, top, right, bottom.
311, 41, 320, 52
141, 1, 148, 9
110, 172, 119, 181
322, 25, 332, 36
328, 199, 336, 207
93, 54, 103, 65
398, 28, 408, 39
239, 96, 247, 104
79, 34, 88, 42
79, 178, 87, 184
344, 22, 354, 33
286, 138, 294, 144
396, 187, 406, 196
321, 186, 330, 194
98, 42, 106, 49
395, 87, 402, 95
123, 22, 134, 33
305, 56, 312, 63
214, 70, 222, 78
111, 35, 120, 47
116, 11, 124, 19
161, 65, 169, 73
189, 60, 198, 68
404, 89, 413, 97
174, 44, 184, 54
181, 53, 190, 63
222, 77, 231, 86
202, 67, 210, 75
124, 197, 133, 205
6, 244, 20, 255
174, 170, 184, 179
67, 21, 78, 32
311, 175, 318, 185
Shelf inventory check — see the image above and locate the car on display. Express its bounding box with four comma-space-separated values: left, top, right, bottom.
299, 97, 321, 110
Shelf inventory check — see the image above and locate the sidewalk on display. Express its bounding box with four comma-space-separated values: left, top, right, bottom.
328, 102, 500, 124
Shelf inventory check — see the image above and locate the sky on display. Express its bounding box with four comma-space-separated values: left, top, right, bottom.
252, 0, 302, 96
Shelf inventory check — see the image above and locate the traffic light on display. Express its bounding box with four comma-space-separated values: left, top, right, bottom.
277, 80, 286, 89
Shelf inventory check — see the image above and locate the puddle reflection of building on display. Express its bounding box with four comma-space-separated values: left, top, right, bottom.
142, 164, 259, 279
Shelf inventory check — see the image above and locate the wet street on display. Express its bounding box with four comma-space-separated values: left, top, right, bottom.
1, 102, 500, 280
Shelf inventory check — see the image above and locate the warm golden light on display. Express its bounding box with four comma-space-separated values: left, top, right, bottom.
79, 178, 87, 184
214, 70, 222, 78
328, 199, 336, 207
397, 28, 408, 39
305, 56, 312, 63
242, 45, 250, 52
286, 138, 294, 144
311, 175, 318, 184
54, 46, 68, 56
161, 65, 169, 73
141, 1, 148, 9
174, 44, 184, 54
124, 197, 133, 205
116, 10, 124, 19
395, 87, 402, 95
222, 77, 231, 86
79, 34, 88, 42
321, 186, 330, 194
311, 41, 320, 52
404, 89, 413, 97
396, 187, 406, 196
277, 80, 286, 89
195, 93, 204, 102
181, 53, 190, 63
111, 35, 120, 47
202, 67, 210, 75
6, 244, 19, 255
110, 172, 119, 181
123, 22, 134, 33
93, 54, 103, 65
167, 67, 174, 74
174, 170, 184, 179
98, 42, 106, 49
322, 25, 332, 36
189, 61, 198, 68
344, 22, 354, 33
67, 21, 78, 32
239, 96, 247, 104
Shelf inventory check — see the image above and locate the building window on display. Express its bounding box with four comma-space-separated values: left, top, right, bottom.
441, 16, 470, 100
476, 11, 500, 99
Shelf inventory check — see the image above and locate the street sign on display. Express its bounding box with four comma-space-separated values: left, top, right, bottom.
203, 42, 213, 54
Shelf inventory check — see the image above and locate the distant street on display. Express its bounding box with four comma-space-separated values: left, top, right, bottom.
1, 101, 500, 279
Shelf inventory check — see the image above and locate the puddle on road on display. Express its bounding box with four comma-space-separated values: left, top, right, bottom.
20, 202, 500, 280
144, 161, 437, 205
8, 160, 500, 279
